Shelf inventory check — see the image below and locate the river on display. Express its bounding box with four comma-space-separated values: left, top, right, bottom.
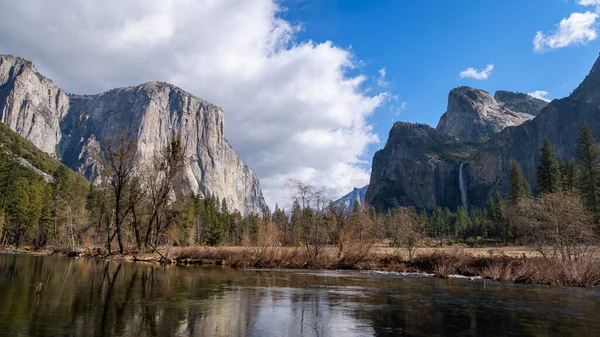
0, 254, 598, 336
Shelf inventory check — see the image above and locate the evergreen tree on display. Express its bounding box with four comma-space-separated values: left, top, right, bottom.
560, 159, 579, 192
429, 207, 444, 238
352, 199, 361, 213
508, 160, 532, 204
576, 123, 600, 218
536, 138, 561, 194
486, 192, 504, 240
272, 204, 289, 243
454, 206, 471, 237
290, 200, 302, 245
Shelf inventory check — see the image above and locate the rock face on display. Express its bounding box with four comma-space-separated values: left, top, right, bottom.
494, 90, 548, 116
368, 54, 600, 212
437, 87, 534, 142
0, 54, 267, 215
0, 56, 69, 155
365, 123, 464, 212
468, 55, 600, 208
333, 185, 368, 210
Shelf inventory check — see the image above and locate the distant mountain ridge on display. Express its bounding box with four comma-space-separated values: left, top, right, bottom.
0, 54, 267, 215
333, 185, 368, 210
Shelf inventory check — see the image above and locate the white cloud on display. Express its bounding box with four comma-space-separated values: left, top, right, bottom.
533, 11, 599, 52
0, 0, 388, 208
377, 67, 389, 87
527, 90, 551, 102
459, 64, 494, 80
577, 0, 600, 7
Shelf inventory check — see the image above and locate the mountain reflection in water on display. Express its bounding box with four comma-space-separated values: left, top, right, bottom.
0, 254, 599, 336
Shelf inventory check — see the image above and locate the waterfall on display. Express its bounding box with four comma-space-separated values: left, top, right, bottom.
459, 163, 469, 211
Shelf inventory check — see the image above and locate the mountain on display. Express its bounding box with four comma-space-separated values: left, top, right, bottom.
493, 90, 548, 116
468, 55, 600, 208
333, 185, 368, 210
0, 54, 267, 215
0, 121, 86, 185
365, 123, 467, 211
436, 87, 535, 142
367, 55, 600, 212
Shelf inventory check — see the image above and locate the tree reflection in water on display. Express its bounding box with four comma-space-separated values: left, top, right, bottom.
0, 254, 599, 336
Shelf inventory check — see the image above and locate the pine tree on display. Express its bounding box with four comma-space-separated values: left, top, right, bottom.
576, 123, 600, 218
290, 200, 302, 245
454, 206, 471, 237
509, 159, 532, 204
560, 159, 578, 192
352, 199, 361, 213
536, 138, 561, 194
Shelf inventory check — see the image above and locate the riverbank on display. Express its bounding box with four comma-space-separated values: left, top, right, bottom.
2, 245, 599, 287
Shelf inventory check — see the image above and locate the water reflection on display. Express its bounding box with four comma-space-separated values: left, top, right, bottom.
0, 254, 599, 336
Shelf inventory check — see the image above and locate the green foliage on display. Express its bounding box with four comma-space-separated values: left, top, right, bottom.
560, 159, 579, 192
509, 160, 532, 204
536, 138, 561, 194
0, 124, 89, 248
0, 122, 66, 175
438, 143, 479, 164
576, 123, 600, 218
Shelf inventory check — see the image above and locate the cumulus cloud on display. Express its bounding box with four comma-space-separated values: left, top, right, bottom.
459, 64, 494, 80
0, 0, 388, 207
533, 11, 599, 52
527, 90, 551, 102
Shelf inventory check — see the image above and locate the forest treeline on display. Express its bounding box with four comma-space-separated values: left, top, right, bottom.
0, 123, 599, 262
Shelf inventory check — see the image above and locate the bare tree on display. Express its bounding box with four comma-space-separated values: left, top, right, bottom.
330, 203, 376, 267
286, 179, 328, 260
388, 207, 424, 261
515, 192, 596, 261
143, 138, 186, 250
104, 136, 139, 254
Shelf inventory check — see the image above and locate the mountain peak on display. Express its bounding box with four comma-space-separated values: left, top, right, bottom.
437, 86, 534, 142
571, 53, 600, 103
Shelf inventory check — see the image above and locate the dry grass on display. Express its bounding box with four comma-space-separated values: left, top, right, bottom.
167, 245, 600, 287
7, 244, 597, 287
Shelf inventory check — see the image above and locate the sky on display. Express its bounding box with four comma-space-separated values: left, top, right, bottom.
1, 0, 600, 208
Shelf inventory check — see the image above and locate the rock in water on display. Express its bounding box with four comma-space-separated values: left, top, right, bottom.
0, 54, 267, 215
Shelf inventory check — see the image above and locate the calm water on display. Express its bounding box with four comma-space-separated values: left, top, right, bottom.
0, 254, 599, 336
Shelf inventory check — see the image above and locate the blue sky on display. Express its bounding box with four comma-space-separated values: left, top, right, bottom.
282, 0, 600, 162
3, 0, 600, 205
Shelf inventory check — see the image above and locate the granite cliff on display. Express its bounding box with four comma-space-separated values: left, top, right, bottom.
365, 123, 469, 212
468, 55, 600, 208
367, 55, 598, 212
0, 55, 267, 215
436, 87, 538, 142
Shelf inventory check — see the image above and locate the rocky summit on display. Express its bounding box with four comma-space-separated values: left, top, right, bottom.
333, 185, 368, 210
0, 55, 267, 215
367, 55, 600, 213
436, 87, 538, 142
